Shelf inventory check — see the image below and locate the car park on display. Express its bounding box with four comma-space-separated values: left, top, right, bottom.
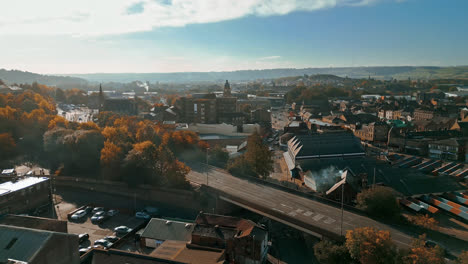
71, 210, 87, 220
135, 211, 151, 220
114, 226, 132, 234
92, 207, 104, 214
107, 209, 119, 216
78, 233, 89, 243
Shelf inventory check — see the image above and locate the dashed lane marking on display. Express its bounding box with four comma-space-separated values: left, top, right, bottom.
303, 211, 313, 216
312, 214, 325, 221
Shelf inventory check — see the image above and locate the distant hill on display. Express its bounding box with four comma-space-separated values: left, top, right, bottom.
1, 66, 467, 87
0, 69, 88, 89
65, 66, 468, 83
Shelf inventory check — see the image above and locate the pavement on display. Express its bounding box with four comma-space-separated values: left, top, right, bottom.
187, 166, 468, 255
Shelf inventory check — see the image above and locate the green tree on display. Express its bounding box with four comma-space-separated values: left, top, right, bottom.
356, 186, 400, 220
208, 145, 229, 168
227, 155, 254, 176
244, 130, 273, 178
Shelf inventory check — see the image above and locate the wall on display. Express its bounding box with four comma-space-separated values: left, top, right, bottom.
52, 176, 199, 211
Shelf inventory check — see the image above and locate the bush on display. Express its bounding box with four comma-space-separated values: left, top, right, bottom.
314, 240, 353, 264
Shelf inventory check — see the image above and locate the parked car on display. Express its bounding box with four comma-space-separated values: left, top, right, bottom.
104, 236, 119, 243
114, 226, 132, 234
79, 246, 91, 255
92, 207, 104, 214
135, 211, 151, 220
78, 233, 89, 243
71, 210, 87, 220
107, 209, 119, 216
94, 239, 113, 249
91, 211, 108, 223
84, 206, 94, 214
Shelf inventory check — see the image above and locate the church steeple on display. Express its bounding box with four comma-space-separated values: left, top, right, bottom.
99, 83, 104, 112
223, 80, 231, 97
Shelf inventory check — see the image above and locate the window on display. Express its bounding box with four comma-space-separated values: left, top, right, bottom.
5, 238, 18, 250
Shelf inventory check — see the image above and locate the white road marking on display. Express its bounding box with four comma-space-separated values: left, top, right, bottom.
303, 211, 313, 216
295, 209, 304, 213
312, 214, 325, 221
272, 208, 285, 213
281, 203, 293, 209
288, 211, 298, 216
324, 217, 336, 224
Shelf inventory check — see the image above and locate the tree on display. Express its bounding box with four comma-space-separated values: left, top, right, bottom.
78, 121, 100, 131
402, 235, 445, 264
100, 140, 124, 181
406, 214, 438, 230
0, 133, 16, 161
208, 145, 229, 168
244, 130, 273, 178
135, 120, 160, 143
356, 186, 400, 220
314, 240, 353, 264
121, 141, 158, 186
100, 140, 123, 167
345, 227, 397, 264
48, 116, 69, 130
227, 155, 254, 177
457, 251, 468, 264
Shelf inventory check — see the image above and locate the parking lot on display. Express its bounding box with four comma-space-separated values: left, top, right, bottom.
56, 200, 145, 251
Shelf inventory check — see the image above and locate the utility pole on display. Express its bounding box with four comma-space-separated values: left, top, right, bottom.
373, 167, 376, 189
206, 148, 209, 186
340, 183, 344, 237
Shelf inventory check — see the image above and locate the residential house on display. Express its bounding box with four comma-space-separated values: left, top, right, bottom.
428, 138, 466, 161
353, 122, 389, 142
140, 218, 194, 248
191, 212, 269, 264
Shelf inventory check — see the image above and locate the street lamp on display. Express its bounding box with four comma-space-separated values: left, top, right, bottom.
206, 148, 209, 186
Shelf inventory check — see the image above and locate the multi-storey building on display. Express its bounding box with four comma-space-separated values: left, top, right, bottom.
353, 122, 389, 142
413, 109, 437, 121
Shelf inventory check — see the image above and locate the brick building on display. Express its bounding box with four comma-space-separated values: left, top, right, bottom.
353, 122, 389, 142
191, 212, 269, 264
0, 177, 51, 215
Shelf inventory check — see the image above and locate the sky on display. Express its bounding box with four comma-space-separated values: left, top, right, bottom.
0, 0, 467, 74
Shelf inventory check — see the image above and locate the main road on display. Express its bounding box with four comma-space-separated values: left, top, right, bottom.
187, 166, 468, 253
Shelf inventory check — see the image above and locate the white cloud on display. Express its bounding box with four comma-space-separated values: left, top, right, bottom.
259, 56, 281, 60
0, 0, 387, 36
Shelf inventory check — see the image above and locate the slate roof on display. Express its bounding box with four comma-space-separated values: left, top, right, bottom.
289, 132, 364, 159
141, 218, 194, 242
0, 224, 77, 263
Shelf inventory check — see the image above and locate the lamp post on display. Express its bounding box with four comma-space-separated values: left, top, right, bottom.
206, 148, 209, 186
340, 183, 344, 237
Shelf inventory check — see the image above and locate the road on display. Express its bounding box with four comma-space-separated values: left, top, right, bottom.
187, 166, 468, 254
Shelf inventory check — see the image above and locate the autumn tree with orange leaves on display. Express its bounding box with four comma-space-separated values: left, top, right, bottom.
345, 227, 397, 264
402, 235, 445, 264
